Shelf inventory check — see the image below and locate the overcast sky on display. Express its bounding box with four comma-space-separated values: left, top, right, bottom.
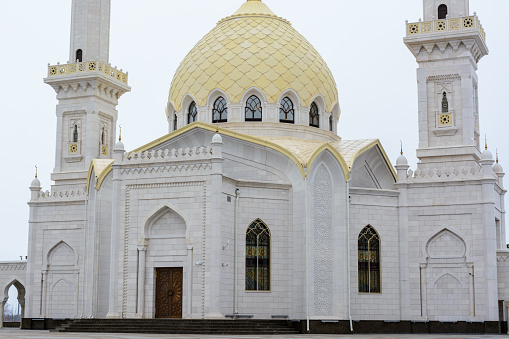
0, 0, 507, 261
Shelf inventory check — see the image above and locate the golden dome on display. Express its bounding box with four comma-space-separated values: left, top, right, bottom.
169, 0, 338, 112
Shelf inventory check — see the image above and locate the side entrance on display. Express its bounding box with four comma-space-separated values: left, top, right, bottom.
155, 267, 183, 318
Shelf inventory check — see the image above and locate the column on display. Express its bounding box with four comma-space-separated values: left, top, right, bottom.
186, 245, 193, 318
468, 263, 475, 318
136, 244, 147, 318
0, 298, 6, 328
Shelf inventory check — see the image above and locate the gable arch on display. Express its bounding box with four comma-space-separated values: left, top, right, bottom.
206, 88, 231, 108
307, 147, 349, 181
141, 204, 191, 243
425, 228, 467, 259
277, 89, 302, 108
45, 240, 78, 267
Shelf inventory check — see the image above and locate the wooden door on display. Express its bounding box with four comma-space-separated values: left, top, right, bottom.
155, 267, 183, 318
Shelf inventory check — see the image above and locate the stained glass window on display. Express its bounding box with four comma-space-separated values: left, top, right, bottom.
358, 225, 380, 293
213, 97, 228, 123
309, 102, 319, 128
246, 219, 270, 291
279, 97, 294, 123
245, 95, 262, 121
188, 101, 198, 124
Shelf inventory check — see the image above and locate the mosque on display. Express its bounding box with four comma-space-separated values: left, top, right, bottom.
0, 0, 507, 334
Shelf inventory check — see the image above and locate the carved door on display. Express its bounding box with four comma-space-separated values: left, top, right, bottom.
155, 267, 183, 318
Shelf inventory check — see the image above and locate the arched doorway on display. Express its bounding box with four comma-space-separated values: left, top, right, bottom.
1, 279, 25, 328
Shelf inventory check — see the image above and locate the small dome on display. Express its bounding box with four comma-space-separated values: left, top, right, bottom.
212, 133, 223, 144
168, 0, 338, 112
31, 177, 41, 187
481, 149, 493, 161
115, 140, 125, 150
396, 154, 408, 166
493, 162, 504, 174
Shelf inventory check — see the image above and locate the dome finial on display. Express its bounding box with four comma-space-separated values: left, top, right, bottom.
35, 165, 38, 178
485, 134, 488, 150
496, 149, 499, 163
119, 125, 122, 141
400, 140, 403, 155
216, 119, 219, 133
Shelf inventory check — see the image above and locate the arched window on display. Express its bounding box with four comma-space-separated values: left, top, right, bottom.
213, 97, 228, 123
442, 92, 449, 113
309, 102, 319, 128
329, 114, 333, 132
245, 95, 262, 122
246, 219, 270, 291
188, 101, 198, 124
358, 225, 380, 293
279, 97, 294, 123
72, 124, 79, 143
76, 49, 83, 63
438, 4, 448, 19
173, 113, 178, 131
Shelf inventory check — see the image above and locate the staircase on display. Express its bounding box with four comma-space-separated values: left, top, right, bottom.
53, 319, 300, 335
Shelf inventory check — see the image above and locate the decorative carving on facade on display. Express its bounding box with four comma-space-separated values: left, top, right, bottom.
313, 165, 333, 316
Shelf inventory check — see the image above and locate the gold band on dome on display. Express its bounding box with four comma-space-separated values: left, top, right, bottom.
168, 0, 338, 112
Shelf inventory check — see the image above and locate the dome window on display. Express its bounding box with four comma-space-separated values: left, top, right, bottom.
329, 114, 333, 132
173, 113, 178, 131
279, 97, 294, 124
438, 4, 448, 19
309, 102, 319, 128
188, 102, 198, 124
245, 95, 262, 122
212, 97, 228, 123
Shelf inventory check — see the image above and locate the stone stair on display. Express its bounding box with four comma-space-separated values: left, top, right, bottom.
53, 318, 300, 335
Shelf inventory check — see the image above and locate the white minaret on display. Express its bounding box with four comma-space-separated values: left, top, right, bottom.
404, 0, 487, 169
44, 0, 130, 188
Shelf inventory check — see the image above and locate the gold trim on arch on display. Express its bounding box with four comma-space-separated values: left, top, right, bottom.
86, 159, 114, 195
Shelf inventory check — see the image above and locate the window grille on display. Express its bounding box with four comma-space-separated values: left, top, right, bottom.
245, 95, 262, 122
279, 97, 294, 123
213, 97, 228, 123
358, 225, 380, 293
188, 102, 198, 124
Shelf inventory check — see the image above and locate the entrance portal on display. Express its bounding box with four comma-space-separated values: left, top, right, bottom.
155, 267, 183, 318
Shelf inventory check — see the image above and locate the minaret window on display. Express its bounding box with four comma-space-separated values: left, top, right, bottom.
279, 97, 294, 124
212, 97, 228, 123
442, 92, 449, 113
76, 49, 83, 63
245, 95, 262, 121
101, 127, 105, 145
358, 225, 380, 293
173, 113, 178, 131
72, 124, 79, 143
245, 219, 270, 291
188, 102, 198, 124
309, 102, 319, 128
438, 4, 448, 19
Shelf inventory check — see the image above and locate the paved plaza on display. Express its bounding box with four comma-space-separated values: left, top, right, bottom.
1, 328, 509, 339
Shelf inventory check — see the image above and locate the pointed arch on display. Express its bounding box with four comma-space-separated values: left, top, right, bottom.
45, 240, 77, 267
432, 272, 465, 289
245, 219, 270, 291
426, 228, 466, 259
358, 225, 381, 293
142, 204, 191, 242
3, 278, 26, 300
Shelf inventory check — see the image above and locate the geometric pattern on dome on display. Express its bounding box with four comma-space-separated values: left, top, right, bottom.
169, 1, 338, 112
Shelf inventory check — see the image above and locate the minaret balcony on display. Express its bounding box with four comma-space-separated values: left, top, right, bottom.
406, 15, 485, 42
47, 61, 128, 86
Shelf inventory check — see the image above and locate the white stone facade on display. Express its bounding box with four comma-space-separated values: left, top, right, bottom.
0, 0, 507, 331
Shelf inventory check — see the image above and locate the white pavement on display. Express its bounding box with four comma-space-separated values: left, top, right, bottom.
1, 328, 509, 339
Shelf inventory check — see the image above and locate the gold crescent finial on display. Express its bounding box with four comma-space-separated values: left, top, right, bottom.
400, 140, 403, 155
496, 149, 499, 163
35, 165, 38, 178
485, 135, 488, 150
119, 125, 122, 141
216, 119, 219, 133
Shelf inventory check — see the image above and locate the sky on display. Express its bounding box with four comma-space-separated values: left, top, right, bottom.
0, 0, 507, 262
